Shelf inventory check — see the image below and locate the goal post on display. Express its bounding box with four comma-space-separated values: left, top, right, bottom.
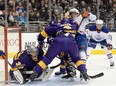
0, 26, 22, 82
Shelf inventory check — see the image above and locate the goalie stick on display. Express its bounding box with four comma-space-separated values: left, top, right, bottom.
42, 61, 61, 82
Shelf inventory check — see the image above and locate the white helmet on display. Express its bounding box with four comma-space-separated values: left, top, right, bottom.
96, 19, 103, 25
69, 8, 79, 14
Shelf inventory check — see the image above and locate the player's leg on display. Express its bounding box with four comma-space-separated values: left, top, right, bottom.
55, 60, 66, 76
86, 41, 96, 59
75, 35, 88, 63
68, 38, 90, 81
103, 46, 114, 67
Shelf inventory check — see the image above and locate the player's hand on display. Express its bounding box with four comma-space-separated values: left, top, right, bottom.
82, 11, 89, 18
106, 44, 113, 50
29, 71, 38, 82
0, 50, 5, 56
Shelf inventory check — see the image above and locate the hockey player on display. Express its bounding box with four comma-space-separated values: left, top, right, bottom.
56, 8, 97, 80
9, 45, 47, 84
86, 19, 114, 67
69, 8, 96, 63
29, 18, 90, 82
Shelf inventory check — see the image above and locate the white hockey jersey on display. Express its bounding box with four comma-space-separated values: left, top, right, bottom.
74, 13, 96, 34
86, 25, 112, 44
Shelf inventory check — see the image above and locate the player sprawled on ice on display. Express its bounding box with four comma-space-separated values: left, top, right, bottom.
32, 18, 90, 82
86, 19, 114, 67
9, 45, 49, 84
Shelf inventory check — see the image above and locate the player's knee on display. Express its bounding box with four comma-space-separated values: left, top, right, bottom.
79, 46, 87, 51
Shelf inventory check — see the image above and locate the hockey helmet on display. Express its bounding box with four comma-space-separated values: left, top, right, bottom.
27, 45, 38, 60
69, 8, 80, 14
96, 19, 103, 25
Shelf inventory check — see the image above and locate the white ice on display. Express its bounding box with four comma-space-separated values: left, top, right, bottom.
0, 55, 116, 86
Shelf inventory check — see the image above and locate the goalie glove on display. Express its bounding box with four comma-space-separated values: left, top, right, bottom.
106, 43, 113, 50
0, 50, 5, 56
13, 70, 25, 84
29, 71, 38, 82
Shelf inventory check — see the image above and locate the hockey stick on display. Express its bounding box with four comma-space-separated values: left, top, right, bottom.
89, 42, 116, 50
1, 55, 25, 68
89, 72, 104, 79
62, 58, 104, 79
42, 60, 61, 82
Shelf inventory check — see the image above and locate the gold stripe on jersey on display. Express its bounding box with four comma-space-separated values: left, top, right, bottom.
43, 50, 47, 56
14, 51, 24, 60
41, 30, 48, 37
75, 22, 80, 26
60, 65, 66, 68
75, 60, 85, 67
0, 56, 3, 59
64, 30, 76, 34
38, 61, 47, 69
10, 67, 18, 71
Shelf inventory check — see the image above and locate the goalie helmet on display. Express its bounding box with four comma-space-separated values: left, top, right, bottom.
27, 45, 38, 61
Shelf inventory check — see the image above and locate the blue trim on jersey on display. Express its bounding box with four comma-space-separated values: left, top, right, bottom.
89, 25, 109, 33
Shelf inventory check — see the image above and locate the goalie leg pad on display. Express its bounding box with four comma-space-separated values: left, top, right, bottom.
13, 70, 25, 84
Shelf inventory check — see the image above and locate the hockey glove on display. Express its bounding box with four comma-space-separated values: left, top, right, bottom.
0, 50, 5, 56
29, 71, 38, 82
82, 11, 89, 18
106, 44, 113, 50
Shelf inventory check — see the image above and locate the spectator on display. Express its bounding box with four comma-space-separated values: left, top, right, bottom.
39, 7, 49, 21
18, 12, 27, 25
52, 9, 62, 23
29, 10, 36, 21
0, 0, 4, 10
16, 2, 25, 14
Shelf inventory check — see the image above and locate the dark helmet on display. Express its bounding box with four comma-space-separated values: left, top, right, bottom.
49, 20, 58, 26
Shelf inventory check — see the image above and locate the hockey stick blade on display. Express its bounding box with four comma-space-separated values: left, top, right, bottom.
89, 72, 104, 79
42, 68, 54, 82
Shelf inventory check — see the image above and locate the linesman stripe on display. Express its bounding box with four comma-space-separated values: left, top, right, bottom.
41, 30, 48, 37
38, 61, 47, 69
75, 60, 85, 67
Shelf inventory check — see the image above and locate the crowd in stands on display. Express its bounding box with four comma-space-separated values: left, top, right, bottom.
0, 0, 116, 32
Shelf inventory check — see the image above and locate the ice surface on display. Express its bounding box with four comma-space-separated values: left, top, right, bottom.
0, 55, 116, 86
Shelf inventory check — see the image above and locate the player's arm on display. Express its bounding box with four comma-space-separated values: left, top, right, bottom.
86, 26, 92, 41
10, 51, 25, 71
103, 27, 113, 50
37, 25, 57, 46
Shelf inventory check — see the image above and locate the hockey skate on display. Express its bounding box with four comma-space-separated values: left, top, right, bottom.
110, 62, 114, 67
62, 74, 75, 81
80, 71, 90, 82
55, 71, 66, 76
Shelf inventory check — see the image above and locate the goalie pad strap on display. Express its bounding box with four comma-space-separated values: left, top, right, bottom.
13, 70, 25, 84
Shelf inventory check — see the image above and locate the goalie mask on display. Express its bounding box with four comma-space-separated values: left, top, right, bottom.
27, 45, 38, 61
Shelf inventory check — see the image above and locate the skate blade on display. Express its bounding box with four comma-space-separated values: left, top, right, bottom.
61, 78, 74, 82
80, 78, 91, 84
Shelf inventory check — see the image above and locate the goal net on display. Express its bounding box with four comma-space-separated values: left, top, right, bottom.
0, 26, 22, 82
